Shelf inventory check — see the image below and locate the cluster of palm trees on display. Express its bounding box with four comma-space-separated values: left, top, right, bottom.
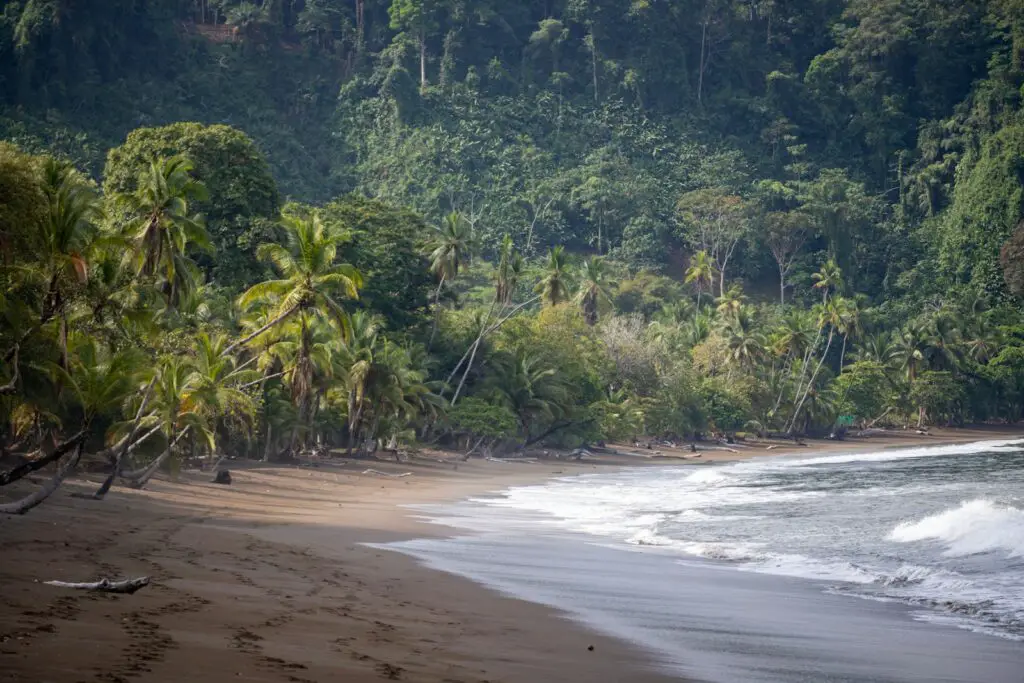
0, 153, 443, 513
672, 255, 1016, 432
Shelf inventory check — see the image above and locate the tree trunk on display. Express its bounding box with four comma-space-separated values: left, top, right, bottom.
221, 303, 300, 359
92, 424, 162, 499
93, 378, 158, 499
779, 264, 786, 306
0, 430, 87, 488
428, 274, 446, 347
788, 328, 834, 433
0, 443, 83, 515
697, 20, 707, 104
590, 31, 599, 102
356, 0, 364, 48
419, 29, 427, 91
121, 427, 190, 488
263, 423, 273, 462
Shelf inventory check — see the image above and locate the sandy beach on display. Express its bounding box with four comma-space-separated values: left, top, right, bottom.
1, 426, 1021, 683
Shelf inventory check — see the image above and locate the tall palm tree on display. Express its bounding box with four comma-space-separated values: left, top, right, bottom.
427, 211, 476, 308
723, 313, 766, 372
812, 257, 843, 304
121, 355, 212, 488
574, 256, 613, 325
234, 211, 362, 356
684, 250, 715, 309
891, 322, 927, 384
119, 155, 211, 307
426, 212, 476, 345
495, 234, 523, 307
536, 245, 572, 307
188, 332, 256, 456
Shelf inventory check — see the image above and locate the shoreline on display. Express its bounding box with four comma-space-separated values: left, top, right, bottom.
2, 426, 1023, 682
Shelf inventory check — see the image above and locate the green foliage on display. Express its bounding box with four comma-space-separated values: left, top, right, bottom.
319, 195, 434, 334
103, 123, 280, 288
834, 360, 891, 422
448, 397, 518, 441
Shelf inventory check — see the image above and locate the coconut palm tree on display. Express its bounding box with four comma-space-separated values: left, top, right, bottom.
234, 211, 362, 357
574, 256, 613, 325
715, 284, 748, 321
121, 356, 212, 488
854, 331, 896, 365
118, 155, 211, 308
536, 246, 572, 307
495, 234, 523, 307
811, 257, 843, 304
684, 250, 715, 309
484, 346, 571, 439
427, 211, 476, 302
1, 337, 144, 514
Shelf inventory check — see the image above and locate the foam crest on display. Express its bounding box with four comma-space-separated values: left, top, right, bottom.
788, 439, 1023, 468
890, 499, 1024, 557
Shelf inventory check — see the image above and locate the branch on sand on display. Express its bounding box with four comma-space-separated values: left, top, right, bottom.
44, 577, 150, 594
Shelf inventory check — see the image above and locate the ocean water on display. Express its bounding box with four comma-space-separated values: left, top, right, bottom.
383, 439, 1024, 682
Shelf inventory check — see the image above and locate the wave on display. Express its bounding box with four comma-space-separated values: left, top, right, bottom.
787, 439, 1024, 468
889, 499, 1024, 558
684, 468, 730, 485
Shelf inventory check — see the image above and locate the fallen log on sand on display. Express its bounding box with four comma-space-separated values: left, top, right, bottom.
43, 577, 150, 594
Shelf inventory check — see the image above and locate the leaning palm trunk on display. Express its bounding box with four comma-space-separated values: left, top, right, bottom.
93, 378, 158, 499
0, 444, 83, 515
787, 328, 835, 434
121, 426, 191, 489
221, 302, 300, 359
0, 430, 87, 488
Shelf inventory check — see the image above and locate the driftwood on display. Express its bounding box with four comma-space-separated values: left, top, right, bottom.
44, 577, 150, 594
361, 469, 412, 478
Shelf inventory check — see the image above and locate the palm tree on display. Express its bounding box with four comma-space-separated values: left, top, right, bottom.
812, 257, 843, 304
891, 322, 927, 383
1, 337, 144, 514
723, 313, 766, 372
684, 250, 715, 309
854, 331, 896, 365
536, 246, 572, 307
715, 283, 748, 321
574, 256, 613, 325
963, 317, 1002, 363
234, 211, 362, 356
832, 296, 861, 370
39, 159, 102, 323
484, 346, 571, 440
188, 332, 256, 457
119, 155, 211, 307
121, 355, 212, 488
495, 234, 523, 307
427, 211, 476, 315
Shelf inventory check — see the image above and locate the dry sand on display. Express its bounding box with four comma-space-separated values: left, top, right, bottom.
1, 426, 1021, 683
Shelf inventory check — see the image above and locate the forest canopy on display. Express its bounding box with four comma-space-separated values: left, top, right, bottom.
2, 0, 1024, 511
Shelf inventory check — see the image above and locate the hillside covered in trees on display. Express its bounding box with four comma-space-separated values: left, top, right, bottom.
3, 0, 1024, 509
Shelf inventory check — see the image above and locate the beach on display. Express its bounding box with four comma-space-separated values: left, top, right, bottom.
1, 427, 1022, 683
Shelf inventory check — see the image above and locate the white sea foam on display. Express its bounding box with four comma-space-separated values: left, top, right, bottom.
890, 499, 1024, 558
786, 439, 1024, 468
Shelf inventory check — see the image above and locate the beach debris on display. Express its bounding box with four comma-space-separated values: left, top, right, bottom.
43, 577, 150, 594
361, 469, 412, 478
587, 645, 594, 651
213, 469, 232, 485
